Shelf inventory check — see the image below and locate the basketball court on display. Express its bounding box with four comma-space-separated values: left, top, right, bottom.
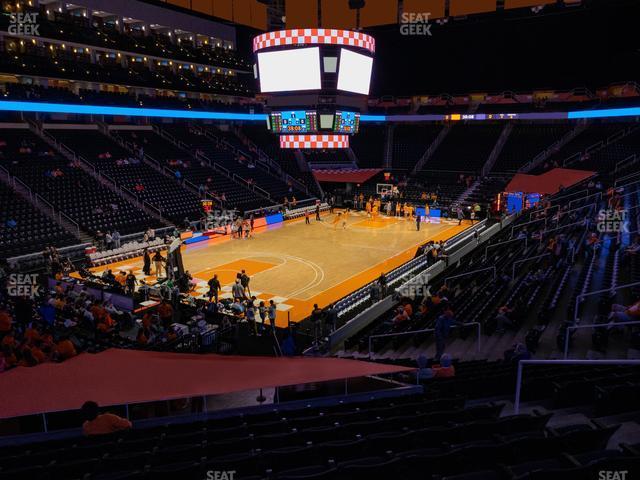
84, 211, 469, 327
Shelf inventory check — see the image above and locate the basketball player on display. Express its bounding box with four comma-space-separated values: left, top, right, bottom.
424, 203, 430, 223
342, 208, 350, 229
333, 211, 342, 229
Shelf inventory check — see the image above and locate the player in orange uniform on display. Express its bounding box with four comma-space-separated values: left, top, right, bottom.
333, 211, 342, 229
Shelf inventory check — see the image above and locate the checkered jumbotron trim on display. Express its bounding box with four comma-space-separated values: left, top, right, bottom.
280, 134, 349, 149
253, 29, 375, 53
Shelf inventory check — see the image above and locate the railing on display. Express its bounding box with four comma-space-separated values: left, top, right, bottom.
551, 188, 588, 204
615, 170, 640, 187
568, 191, 601, 209
367, 322, 482, 358
59, 211, 81, 237
13, 177, 33, 200
522, 122, 587, 173
511, 217, 547, 237
0, 164, 10, 181
514, 359, 640, 414
563, 320, 640, 359
443, 219, 487, 251
445, 266, 496, 285
253, 184, 271, 199
484, 236, 527, 260
527, 204, 560, 221
512, 253, 550, 280
615, 154, 639, 174
572, 280, 640, 324
34, 193, 55, 215
542, 218, 589, 237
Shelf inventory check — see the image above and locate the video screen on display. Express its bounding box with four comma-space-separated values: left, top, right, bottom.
333, 111, 360, 134
270, 111, 318, 133
319, 113, 334, 129
257, 47, 322, 93
337, 48, 373, 95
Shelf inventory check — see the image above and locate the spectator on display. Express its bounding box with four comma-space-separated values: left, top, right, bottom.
608, 298, 640, 326
81, 401, 132, 436
431, 353, 455, 378
311, 304, 323, 345
435, 309, 455, 360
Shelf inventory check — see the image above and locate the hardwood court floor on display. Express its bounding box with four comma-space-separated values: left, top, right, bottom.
88, 212, 469, 327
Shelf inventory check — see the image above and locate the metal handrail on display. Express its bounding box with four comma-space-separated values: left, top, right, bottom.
568, 191, 602, 209
253, 184, 271, 199
528, 204, 560, 220
368, 321, 482, 358
514, 359, 640, 414
542, 218, 589, 236
563, 320, 640, 359
615, 170, 640, 187
511, 217, 547, 237
551, 189, 588, 203
13, 177, 33, 199
484, 236, 527, 260
445, 266, 496, 285
572, 280, 640, 324
512, 253, 550, 280
35, 193, 55, 214
59, 211, 80, 236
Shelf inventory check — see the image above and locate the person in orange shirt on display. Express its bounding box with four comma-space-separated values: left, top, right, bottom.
141, 312, 154, 329
81, 401, 132, 436
116, 271, 127, 288
431, 353, 456, 378
0, 309, 12, 334
24, 326, 41, 345
31, 344, 47, 364
91, 301, 107, 323
403, 301, 413, 317
1, 333, 16, 349
136, 328, 148, 345
56, 338, 77, 360
97, 314, 115, 333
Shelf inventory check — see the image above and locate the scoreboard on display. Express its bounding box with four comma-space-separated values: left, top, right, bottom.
333, 111, 360, 134
268, 110, 317, 133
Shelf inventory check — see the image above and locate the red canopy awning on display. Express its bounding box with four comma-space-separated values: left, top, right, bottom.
0, 349, 413, 418
505, 168, 596, 195
313, 168, 382, 184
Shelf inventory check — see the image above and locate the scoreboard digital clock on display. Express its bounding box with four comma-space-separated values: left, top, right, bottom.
268, 110, 318, 133
333, 111, 360, 134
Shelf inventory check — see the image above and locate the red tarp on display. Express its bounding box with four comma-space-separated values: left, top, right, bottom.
313, 168, 382, 183
0, 349, 413, 418
504, 168, 596, 195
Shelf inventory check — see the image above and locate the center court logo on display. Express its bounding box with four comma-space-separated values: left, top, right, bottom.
400, 12, 433, 36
